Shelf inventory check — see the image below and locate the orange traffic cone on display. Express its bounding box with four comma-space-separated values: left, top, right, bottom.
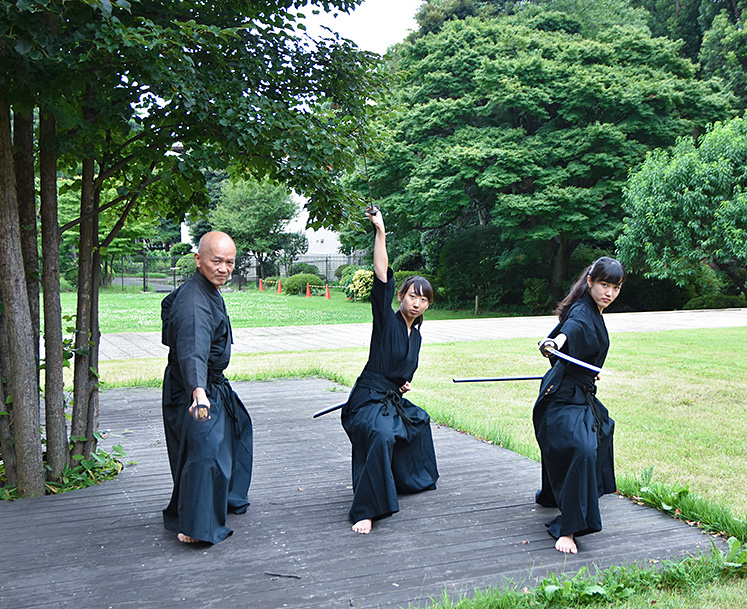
325, 284, 330, 300
259, 278, 264, 291
306, 283, 311, 297
277, 279, 282, 294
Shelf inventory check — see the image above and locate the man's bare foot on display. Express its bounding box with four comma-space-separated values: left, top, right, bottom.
555, 534, 577, 554
352, 519, 372, 534
177, 533, 200, 543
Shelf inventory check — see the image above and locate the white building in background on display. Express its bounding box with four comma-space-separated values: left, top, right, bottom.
287, 199, 341, 256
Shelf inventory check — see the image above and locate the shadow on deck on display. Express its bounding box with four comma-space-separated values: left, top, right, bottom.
0, 379, 720, 609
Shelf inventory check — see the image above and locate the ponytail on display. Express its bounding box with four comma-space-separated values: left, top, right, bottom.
554, 256, 626, 321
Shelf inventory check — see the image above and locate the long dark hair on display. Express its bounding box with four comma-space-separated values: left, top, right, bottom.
554, 256, 626, 322
398, 275, 434, 329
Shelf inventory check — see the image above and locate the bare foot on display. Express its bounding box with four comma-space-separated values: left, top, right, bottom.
555, 534, 577, 554
352, 519, 372, 534
177, 533, 200, 543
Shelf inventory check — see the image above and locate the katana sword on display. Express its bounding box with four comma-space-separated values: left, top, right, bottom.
546, 347, 603, 375
312, 402, 347, 418
452, 376, 544, 383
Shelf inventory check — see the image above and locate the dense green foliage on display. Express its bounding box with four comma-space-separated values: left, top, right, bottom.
341, 5, 733, 305
618, 117, 747, 299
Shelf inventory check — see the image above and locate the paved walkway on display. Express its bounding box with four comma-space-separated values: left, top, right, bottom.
99, 308, 747, 360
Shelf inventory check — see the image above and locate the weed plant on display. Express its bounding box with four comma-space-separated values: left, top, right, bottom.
0, 432, 126, 500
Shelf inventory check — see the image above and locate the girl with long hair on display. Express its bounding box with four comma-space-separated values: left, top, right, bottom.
341, 208, 439, 534
533, 256, 626, 553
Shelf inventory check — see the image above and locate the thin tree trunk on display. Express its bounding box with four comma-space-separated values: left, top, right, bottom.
0, 311, 18, 487
83, 192, 101, 459
40, 112, 68, 477
13, 110, 40, 361
70, 156, 95, 460
0, 102, 44, 497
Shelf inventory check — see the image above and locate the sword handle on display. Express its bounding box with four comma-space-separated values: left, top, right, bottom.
538, 338, 558, 358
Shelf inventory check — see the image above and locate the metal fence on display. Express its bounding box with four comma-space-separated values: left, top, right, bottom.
104, 252, 364, 293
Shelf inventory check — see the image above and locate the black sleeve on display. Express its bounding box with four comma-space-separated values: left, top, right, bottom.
370, 267, 396, 326
171, 287, 215, 395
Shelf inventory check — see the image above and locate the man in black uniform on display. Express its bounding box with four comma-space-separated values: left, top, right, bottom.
160, 231, 253, 544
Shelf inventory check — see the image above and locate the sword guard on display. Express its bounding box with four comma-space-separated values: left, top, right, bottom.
539, 338, 558, 358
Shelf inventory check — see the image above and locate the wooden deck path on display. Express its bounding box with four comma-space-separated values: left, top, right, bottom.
0, 379, 722, 609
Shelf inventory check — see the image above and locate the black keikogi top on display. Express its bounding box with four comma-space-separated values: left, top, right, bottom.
161, 270, 233, 395
362, 268, 421, 386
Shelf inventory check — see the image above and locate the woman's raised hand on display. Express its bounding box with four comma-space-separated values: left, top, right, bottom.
366, 205, 385, 233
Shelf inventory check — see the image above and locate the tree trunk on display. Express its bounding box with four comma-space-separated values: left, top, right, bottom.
713, 259, 747, 300
0, 311, 18, 487
70, 156, 96, 460
0, 102, 45, 497
13, 110, 40, 365
548, 234, 581, 300
85, 242, 102, 458
40, 112, 68, 478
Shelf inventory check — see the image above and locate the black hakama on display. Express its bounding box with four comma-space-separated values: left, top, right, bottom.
533, 290, 616, 540
161, 271, 253, 544
341, 269, 438, 523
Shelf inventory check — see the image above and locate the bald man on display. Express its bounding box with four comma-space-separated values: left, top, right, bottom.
160, 231, 253, 544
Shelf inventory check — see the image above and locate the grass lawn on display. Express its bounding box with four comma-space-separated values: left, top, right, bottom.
99, 326, 747, 519
59, 286, 507, 333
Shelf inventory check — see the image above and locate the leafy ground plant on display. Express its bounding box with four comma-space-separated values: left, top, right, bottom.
0, 432, 126, 500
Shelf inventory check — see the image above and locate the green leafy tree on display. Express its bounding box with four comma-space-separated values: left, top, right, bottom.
631, 1, 746, 61
356, 10, 732, 299
1, 0, 384, 496
700, 9, 747, 111
617, 116, 747, 300
209, 178, 299, 278
277, 232, 310, 276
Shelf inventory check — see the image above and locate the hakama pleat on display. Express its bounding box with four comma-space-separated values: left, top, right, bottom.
342, 374, 438, 523
163, 380, 253, 544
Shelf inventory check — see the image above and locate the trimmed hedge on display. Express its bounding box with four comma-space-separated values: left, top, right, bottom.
282, 273, 323, 296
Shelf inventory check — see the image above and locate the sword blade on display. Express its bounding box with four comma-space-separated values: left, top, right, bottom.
546, 347, 603, 374
312, 402, 347, 418
452, 376, 544, 383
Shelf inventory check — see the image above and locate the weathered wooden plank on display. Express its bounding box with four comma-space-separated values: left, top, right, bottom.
0, 379, 723, 609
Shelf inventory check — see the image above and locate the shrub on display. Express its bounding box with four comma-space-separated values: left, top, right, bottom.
349, 269, 374, 301
63, 266, 78, 288
59, 276, 75, 292
175, 253, 196, 278
282, 273, 323, 296
170, 242, 193, 256
436, 225, 531, 309
335, 263, 352, 279
683, 294, 747, 310
523, 277, 553, 314
289, 262, 319, 276
340, 265, 366, 298
608, 273, 691, 312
